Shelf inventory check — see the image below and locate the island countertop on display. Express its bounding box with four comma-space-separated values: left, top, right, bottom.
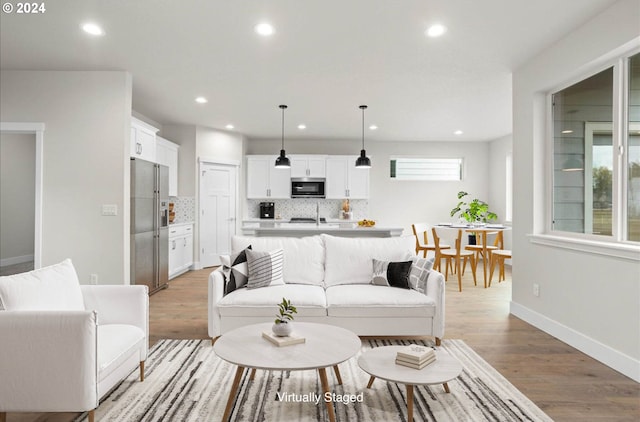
242, 221, 403, 238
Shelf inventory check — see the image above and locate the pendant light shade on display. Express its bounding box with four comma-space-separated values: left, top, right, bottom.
355, 105, 371, 168
274, 104, 291, 168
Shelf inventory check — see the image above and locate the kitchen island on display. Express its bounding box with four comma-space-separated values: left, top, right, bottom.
242, 220, 403, 238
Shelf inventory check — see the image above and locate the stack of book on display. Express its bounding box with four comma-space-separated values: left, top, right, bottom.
395, 344, 436, 369
262, 331, 306, 347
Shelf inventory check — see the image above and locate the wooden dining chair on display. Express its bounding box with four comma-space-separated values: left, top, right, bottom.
465, 230, 501, 272
432, 228, 476, 292
489, 249, 512, 286
411, 223, 450, 272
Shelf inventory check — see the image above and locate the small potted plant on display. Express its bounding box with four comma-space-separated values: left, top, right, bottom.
450, 191, 498, 244
272, 297, 297, 337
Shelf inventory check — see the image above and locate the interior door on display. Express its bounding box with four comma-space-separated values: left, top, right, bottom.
200, 163, 237, 267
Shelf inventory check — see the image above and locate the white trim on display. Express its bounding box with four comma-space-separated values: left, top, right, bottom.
0, 122, 45, 132
528, 233, 640, 261
1, 122, 44, 269
0, 254, 34, 267
198, 156, 240, 167
510, 301, 640, 382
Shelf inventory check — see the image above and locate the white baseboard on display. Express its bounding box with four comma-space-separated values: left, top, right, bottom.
0, 254, 34, 267
510, 301, 640, 382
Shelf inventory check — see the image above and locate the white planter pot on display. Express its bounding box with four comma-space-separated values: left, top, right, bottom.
272, 322, 292, 337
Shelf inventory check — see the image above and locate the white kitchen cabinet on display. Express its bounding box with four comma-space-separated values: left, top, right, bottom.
325, 156, 370, 199
246, 155, 291, 198
156, 136, 180, 196
168, 223, 193, 279
290, 155, 327, 178
130, 117, 158, 162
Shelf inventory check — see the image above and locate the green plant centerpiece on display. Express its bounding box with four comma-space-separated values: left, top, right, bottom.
272, 297, 297, 337
450, 191, 498, 244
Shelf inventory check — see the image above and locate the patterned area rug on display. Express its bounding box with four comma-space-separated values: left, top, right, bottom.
80, 339, 552, 422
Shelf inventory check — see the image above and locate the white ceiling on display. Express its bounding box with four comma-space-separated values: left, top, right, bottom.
0, 0, 617, 142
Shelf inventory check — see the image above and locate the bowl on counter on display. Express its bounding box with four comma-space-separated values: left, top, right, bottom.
357, 219, 376, 227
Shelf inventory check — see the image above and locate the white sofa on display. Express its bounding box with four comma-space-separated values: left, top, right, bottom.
0, 259, 148, 422
208, 234, 445, 344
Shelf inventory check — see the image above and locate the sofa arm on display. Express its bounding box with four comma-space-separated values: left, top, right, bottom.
0, 310, 99, 412
425, 270, 446, 340
208, 268, 225, 338
81, 285, 149, 358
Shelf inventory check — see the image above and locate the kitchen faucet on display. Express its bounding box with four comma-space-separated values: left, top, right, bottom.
316, 202, 320, 226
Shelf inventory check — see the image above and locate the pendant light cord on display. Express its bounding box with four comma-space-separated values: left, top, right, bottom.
360, 105, 367, 149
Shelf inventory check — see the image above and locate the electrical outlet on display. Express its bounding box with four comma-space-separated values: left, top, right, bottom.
533, 283, 540, 297
90, 274, 98, 285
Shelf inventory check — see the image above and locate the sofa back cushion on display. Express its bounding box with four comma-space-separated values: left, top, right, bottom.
322, 234, 415, 287
231, 235, 325, 286
0, 259, 85, 311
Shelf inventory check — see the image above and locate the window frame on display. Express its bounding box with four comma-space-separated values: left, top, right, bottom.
537, 47, 640, 260
389, 157, 464, 181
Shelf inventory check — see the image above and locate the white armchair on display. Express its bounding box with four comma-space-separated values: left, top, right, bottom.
0, 260, 148, 422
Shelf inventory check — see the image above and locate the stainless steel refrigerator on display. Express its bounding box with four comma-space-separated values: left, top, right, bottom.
131, 158, 169, 294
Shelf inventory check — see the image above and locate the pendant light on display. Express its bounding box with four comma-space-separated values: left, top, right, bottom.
274, 104, 291, 168
355, 105, 371, 168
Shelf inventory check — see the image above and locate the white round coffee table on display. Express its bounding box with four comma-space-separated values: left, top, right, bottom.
214, 322, 361, 422
358, 345, 462, 422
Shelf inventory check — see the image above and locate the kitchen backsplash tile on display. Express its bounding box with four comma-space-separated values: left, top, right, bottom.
169, 196, 195, 223
246, 199, 368, 220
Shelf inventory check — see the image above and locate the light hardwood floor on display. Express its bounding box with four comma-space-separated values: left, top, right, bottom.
6, 266, 640, 421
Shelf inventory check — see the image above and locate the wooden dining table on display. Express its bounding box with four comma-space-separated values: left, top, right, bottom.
435, 224, 511, 288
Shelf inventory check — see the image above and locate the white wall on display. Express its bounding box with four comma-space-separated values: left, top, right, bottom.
0, 71, 132, 285
0, 133, 35, 263
489, 134, 513, 252
247, 138, 494, 237
512, 0, 640, 380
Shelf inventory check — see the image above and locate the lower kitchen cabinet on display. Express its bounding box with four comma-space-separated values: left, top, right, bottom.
169, 223, 193, 279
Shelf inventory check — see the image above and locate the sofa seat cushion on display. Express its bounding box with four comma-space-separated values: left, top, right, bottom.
0, 259, 85, 311
97, 324, 145, 382
218, 284, 327, 317
231, 236, 325, 286
325, 285, 436, 318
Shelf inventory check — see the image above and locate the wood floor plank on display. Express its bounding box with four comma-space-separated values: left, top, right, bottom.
6, 266, 639, 421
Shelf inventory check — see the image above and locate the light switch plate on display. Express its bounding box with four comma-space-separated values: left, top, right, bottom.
102, 204, 118, 216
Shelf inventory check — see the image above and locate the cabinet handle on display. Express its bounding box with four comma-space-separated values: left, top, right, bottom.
172, 240, 176, 250
184, 238, 187, 247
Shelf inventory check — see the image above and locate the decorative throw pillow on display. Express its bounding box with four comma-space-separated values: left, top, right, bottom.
0, 259, 85, 311
223, 246, 252, 295
246, 248, 285, 289
410, 257, 434, 293
371, 259, 413, 289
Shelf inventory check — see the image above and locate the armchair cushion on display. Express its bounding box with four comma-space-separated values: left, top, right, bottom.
0, 259, 84, 311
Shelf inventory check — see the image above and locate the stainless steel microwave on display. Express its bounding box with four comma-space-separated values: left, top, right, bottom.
291, 178, 325, 198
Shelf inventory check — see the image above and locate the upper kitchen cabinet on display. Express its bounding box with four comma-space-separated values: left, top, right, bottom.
290, 155, 327, 178
130, 116, 158, 162
325, 156, 370, 199
246, 155, 291, 199
156, 136, 179, 196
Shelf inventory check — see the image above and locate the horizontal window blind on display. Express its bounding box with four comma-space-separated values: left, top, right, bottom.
390, 158, 462, 181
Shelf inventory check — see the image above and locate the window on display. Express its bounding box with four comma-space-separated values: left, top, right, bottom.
390, 158, 462, 181
550, 51, 640, 243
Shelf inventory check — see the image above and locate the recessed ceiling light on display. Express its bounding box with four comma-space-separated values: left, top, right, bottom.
254, 22, 275, 37
81, 23, 104, 36
369, 125, 378, 130
225, 124, 234, 130
454, 130, 463, 135
195, 97, 208, 104
562, 130, 573, 134
298, 124, 306, 130
426, 24, 447, 38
